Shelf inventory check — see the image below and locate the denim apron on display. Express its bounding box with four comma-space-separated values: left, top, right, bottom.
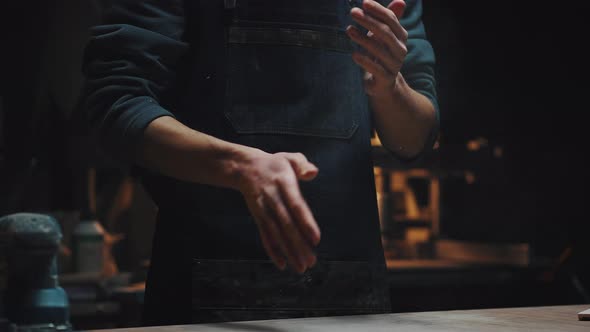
141, 0, 391, 324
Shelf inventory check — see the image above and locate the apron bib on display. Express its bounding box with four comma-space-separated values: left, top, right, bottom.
144, 0, 391, 323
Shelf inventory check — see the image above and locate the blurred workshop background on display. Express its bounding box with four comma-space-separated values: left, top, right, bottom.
1, 0, 589, 330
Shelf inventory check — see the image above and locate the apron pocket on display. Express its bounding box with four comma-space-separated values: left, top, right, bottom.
191, 258, 391, 321
224, 25, 364, 139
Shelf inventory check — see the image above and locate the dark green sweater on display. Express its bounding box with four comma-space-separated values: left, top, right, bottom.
82, 0, 438, 162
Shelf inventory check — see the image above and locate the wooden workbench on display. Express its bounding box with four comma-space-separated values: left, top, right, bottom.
88, 305, 589, 331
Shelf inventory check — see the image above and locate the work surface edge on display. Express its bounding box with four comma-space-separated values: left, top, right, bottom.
86, 304, 590, 332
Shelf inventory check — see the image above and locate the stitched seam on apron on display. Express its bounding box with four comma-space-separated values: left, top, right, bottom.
228, 26, 354, 53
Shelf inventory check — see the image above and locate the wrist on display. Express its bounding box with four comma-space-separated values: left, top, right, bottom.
218, 143, 265, 191
369, 73, 407, 108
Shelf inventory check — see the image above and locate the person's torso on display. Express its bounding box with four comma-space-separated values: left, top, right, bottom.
144, 0, 383, 262
142, 1, 392, 322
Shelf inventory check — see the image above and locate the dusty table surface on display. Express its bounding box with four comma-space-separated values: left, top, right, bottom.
86, 304, 590, 332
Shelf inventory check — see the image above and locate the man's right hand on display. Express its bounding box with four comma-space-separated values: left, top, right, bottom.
234, 149, 321, 274
140, 116, 321, 274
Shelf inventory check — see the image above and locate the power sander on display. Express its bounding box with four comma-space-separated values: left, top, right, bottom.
0, 213, 71, 331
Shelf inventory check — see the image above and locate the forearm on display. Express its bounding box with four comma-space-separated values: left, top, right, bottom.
137, 116, 257, 190
371, 73, 436, 159
138, 116, 321, 273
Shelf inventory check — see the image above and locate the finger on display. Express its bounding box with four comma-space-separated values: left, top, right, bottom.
363, 0, 408, 43
352, 51, 394, 85
279, 152, 319, 181
278, 176, 321, 248
388, 0, 406, 20
346, 25, 401, 75
367, 0, 408, 43
350, 6, 407, 61
363, 71, 378, 91
250, 196, 288, 270
258, 221, 287, 270
264, 188, 315, 273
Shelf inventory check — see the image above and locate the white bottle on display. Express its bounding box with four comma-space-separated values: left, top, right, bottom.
72, 219, 105, 274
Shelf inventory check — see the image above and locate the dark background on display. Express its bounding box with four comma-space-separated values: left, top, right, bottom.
422, 0, 589, 265
1, 0, 589, 322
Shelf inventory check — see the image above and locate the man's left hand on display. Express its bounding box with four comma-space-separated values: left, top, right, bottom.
347, 0, 407, 98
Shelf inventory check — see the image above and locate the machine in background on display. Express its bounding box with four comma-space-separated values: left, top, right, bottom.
0, 213, 71, 332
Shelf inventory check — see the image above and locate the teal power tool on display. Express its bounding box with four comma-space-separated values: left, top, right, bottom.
0, 213, 71, 331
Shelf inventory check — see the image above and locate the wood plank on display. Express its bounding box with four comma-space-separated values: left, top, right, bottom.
87, 305, 590, 332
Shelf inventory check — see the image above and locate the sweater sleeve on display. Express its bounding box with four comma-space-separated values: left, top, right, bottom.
399, 0, 439, 114
82, 0, 189, 163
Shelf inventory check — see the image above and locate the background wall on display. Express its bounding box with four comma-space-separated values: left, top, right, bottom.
422, 0, 589, 260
